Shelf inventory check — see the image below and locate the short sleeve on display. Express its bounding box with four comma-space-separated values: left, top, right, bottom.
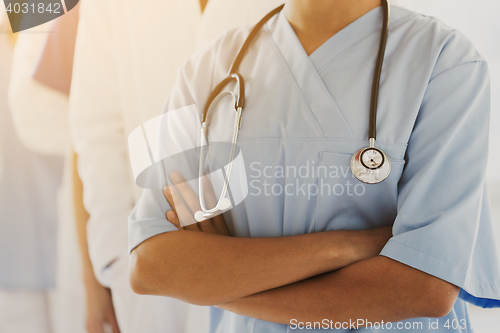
128, 68, 197, 252
128, 35, 228, 252
129, 187, 179, 252
380, 61, 500, 308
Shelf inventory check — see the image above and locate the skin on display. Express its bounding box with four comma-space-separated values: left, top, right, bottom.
167, 177, 456, 324
199, 0, 209, 13
131, 173, 392, 305
285, 0, 382, 55
132, 170, 458, 323
73, 152, 120, 333
216, 259, 458, 325
130, 0, 460, 324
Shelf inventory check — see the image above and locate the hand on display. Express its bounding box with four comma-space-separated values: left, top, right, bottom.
84, 276, 120, 333
163, 171, 230, 236
163, 171, 390, 259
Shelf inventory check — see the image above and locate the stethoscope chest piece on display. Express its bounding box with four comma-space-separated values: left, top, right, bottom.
349, 0, 391, 185
351, 140, 391, 184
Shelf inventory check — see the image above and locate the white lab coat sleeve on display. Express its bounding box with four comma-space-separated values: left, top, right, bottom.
8, 22, 70, 156
69, 0, 130, 281
380, 59, 500, 307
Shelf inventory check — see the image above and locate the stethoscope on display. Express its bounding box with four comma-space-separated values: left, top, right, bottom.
195, 0, 391, 222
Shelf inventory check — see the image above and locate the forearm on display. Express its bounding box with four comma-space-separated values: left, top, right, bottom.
72, 151, 96, 284
218, 256, 460, 325
130, 228, 388, 305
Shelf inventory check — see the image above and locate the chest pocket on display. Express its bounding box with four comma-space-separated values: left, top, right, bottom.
315, 151, 405, 232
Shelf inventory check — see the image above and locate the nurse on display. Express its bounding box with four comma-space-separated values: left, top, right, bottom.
129, 0, 500, 332
0, 10, 64, 333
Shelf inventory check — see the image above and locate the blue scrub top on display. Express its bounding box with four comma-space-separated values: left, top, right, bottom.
129, 5, 500, 332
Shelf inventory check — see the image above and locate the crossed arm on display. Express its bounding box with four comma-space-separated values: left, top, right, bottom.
129, 174, 459, 325
218, 256, 459, 325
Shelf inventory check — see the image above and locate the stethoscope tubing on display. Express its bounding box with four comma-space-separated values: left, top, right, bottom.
197, 91, 242, 221
369, 0, 390, 140
197, 0, 392, 219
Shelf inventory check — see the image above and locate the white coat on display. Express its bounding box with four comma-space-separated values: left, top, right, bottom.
69, 0, 282, 332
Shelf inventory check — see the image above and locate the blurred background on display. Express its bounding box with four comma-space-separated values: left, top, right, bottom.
0, 0, 499, 333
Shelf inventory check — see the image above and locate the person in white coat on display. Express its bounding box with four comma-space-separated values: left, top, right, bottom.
69, 0, 282, 332
7, 5, 122, 332
0, 11, 63, 333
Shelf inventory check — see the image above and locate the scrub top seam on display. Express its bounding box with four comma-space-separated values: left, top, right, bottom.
306, 56, 357, 140
320, 151, 406, 164
249, 317, 257, 332
237, 137, 409, 146
129, 218, 179, 253
267, 13, 357, 140
316, 13, 421, 74
279, 9, 357, 141
316, 32, 379, 74
262, 23, 326, 139
465, 280, 500, 288
387, 239, 468, 273
388, 240, 500, 288
429, 60, 487, 83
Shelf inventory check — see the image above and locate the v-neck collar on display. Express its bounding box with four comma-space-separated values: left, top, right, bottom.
308, 6, 385, 72
267, 11, 358, 139
267, 6, 388, 72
